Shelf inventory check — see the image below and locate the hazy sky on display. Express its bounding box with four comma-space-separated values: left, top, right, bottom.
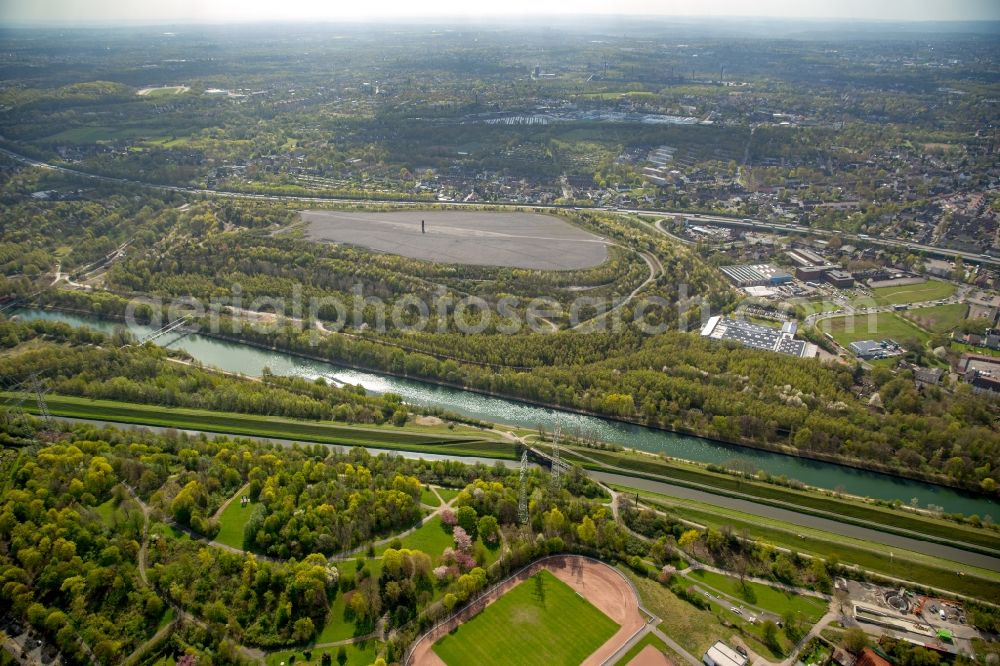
2, 0, 998, 25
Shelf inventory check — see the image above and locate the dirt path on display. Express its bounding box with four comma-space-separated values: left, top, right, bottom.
407, 555, 645, 666
649, 626, 700, 666
572, 250, 660, 331
329, 488, 457, 562
775, 611, 838, 666
212, 482, 251, 520
427, 484, 446, 507
118, 483, 266, 664
120, 484, 180, 666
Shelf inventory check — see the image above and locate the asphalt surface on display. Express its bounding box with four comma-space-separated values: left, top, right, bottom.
591, 470, 1000, 571
54, 415, 520, 468
57, 414, 1000, 570
1, 144, 997, 269
300, 209, 609, 270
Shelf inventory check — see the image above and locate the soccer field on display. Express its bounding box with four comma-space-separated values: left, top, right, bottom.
820, 311, 929, 348
870, 279, 957, 306
432, 570, 620, 666
900, 303, 968, 333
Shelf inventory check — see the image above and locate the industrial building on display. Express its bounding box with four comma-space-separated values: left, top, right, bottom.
925, 259, 954, 279
703, 641, 748, 666
853, 604, 935, 638
642, 168, 669, 186
786, 247, 828, 267
686, 224, 731, 241
700, 316, 818, 358
826, 269, 856, 288
914, 366, 944, 387
743, 285, 779, 298
848, 339, 903, 360
643, 146, 676, 186
720, 264, 793, 288
793, 263, 855, 286
795, 265, 830, 282
960, 354, 1000, 393
787, 247, 856, 287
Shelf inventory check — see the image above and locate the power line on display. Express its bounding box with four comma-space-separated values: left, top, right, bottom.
28, 373, 52, 426
518, 449, 529, 525
550, 425, 564, 493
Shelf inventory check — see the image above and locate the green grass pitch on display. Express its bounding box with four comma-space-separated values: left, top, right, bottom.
432, 569, 619, 666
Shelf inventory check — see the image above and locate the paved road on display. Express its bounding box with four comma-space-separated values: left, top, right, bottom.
36, 413, 1000, 571
2, 143, 996, 268
591, 470, 1000, 571
649, 625, 701, 666
51, 415, 519, 468
572, 250, 661, 331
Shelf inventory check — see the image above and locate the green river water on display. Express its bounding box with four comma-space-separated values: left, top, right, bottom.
13, 308, 999, 518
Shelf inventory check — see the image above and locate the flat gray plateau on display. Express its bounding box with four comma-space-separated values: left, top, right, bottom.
299, 210, 609, 270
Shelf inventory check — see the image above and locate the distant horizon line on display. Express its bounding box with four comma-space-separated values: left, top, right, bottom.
3, 15, 1000, 29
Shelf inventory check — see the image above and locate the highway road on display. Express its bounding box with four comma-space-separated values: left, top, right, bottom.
2, 142, 997, 268
591, 469, 1000, 572
639, 210, 1000, 268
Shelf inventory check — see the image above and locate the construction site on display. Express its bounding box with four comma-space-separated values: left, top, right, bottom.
839, 578, 978, 656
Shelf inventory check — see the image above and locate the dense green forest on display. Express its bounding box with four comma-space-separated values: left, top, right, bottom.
1, 439, 156, 662
2, 20, 1000, 666
3, 417, 998, 665
219, 316, 999, 494
12, 262, 1000, 497
0, 318, 411, 425
100, 206, 728, 331
1, 284, 998, 662
240, 456, 423, 559
0, 418, 644, 663
2, 142, 998, 497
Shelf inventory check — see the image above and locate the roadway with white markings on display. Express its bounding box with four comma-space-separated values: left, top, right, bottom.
2, 142, 996, 268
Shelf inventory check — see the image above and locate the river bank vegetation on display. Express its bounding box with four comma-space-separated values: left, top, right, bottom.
0, 419, 644, 662
2, 151, 998, 497
3, 313, 999, 541
13, 265, 1000, 500
3, 20, 1000, 666
618, 485, 1000, 601
2, 396, 998, 665
562, 446, 1000, 545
